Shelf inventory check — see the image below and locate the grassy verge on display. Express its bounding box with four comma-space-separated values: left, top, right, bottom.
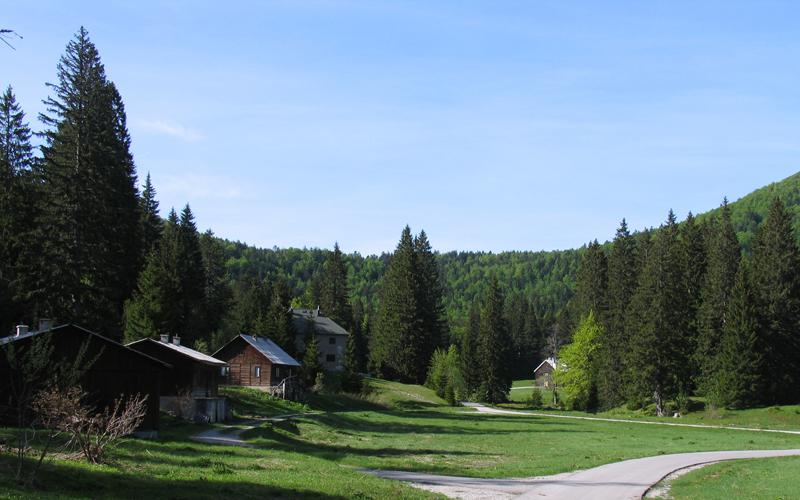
663, 456, 800, 499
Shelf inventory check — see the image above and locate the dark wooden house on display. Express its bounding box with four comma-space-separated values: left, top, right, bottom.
534, 357, 560, 388
213, 334, 300, 389
127, 335, 228, 422
291, 307, 349, 372
0, 323, 169, 436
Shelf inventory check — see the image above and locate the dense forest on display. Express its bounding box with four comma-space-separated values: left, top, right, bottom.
3, 28, 800, 408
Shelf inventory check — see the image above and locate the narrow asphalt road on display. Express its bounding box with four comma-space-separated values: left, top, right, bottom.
369, 450, 800, 499
366, 404, 800, 499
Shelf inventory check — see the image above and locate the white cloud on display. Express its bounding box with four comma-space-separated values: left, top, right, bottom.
138, 120, 202, 142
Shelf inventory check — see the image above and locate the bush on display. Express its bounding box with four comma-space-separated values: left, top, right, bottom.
528, 388, 543, 409
425, 345, 466, 405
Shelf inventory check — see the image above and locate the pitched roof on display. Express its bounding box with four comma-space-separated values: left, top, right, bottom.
214, 334, 301, 367
127, 338, 226, 366
0, 323, 171, 369
534, 357, 558, 374
291, 308, 349, 337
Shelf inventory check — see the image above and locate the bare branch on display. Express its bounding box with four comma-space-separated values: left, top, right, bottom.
0, 29, 23, 50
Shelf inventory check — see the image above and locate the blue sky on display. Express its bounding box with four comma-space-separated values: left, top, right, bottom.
4, 1, 800, 254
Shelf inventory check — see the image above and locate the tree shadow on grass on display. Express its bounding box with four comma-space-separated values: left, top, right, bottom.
299, 410, 582, 437
0, 454, 348, 500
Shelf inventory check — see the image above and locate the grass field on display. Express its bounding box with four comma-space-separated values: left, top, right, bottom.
661, 456, 800, 499
3, 379, 800, 498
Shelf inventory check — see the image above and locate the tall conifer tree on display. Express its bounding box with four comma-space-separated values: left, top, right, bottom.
0, 86, 33, 333
478, 276, 512, 403
596, 219, 637, 409
139, 172, 163, 258
695, 200, 740, 393
750, 197, 800, 404
711, 260, 762, 408
37, 27, 140, 337
626, 211, 691, 415
413, 230, 447, 368
371, 226, 419, 381
320, 242, 352, 329
574, 240, 608, 321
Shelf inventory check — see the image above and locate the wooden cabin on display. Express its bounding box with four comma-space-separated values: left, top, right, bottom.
127, 335, 228, 422
213, 334, 300, 389
534, 357, 558, 388
291, 307, 349, 372
0, 323, 169, 437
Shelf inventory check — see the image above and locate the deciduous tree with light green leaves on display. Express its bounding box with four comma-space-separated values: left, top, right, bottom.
555, 311, 602, 411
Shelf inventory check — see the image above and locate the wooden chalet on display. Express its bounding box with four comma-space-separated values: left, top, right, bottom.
213, 334, 300, 392
534, 357, 558, 388
127, 335, 228, 422
0, 323, 169, 436
291, 307, 349, 372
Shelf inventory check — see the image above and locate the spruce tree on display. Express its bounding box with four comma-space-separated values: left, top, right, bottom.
320, 242, 352, 329
626, 211, 690, 415
268, 277, 296, 356
139, 172, 163, 257
199, 230, 232, 342
413, 230, 448, 373
478, 276, 512, 403
695, 200, 739, 394
350, 297, 368, 372
123, 209, 181, 343
37, 27, 141, 337
176, 204, 204, 343
0, 86, 33, 333
371, 226, 420, 382
710, 260, 762, 408
750, 197, 800, 404
574, 240, 608, 321
460, 300, 482, 395
596, 219, 637, 409
680, 212, 707, 385
342, 328, 363, 391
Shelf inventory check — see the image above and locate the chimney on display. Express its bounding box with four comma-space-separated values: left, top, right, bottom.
15, 325, 29, 337
172, 336, 181, 346
38, 318, 53, 332
160, 334, 169, 343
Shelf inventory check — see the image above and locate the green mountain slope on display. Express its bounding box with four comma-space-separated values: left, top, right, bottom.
700, 171, 800, 252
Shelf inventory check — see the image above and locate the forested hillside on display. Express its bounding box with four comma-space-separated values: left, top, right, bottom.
215, 171, 800, 339
700, 171, 800, 252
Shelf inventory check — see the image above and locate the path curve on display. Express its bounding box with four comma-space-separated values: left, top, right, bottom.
369, 449, 800, 499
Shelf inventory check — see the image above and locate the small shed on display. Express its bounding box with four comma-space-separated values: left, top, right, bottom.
213, 334, 300, 390
291, 307, 349, 371
534, 357, 558, 388
127, 335, 228, 422
0, 323, 169, 436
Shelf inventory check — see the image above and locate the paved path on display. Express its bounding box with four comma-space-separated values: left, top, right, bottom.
366, 404, 800, 499
369, 450, 800, 499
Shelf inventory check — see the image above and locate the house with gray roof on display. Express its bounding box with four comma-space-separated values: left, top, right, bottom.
213, 334, 301, 389
291, 307, 349, 372
127, 335, 228, 422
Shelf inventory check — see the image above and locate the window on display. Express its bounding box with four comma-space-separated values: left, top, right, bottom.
328, 337, 336, 345
326, 354, 335, 363
254, 366, 261, 378
220, 366, 229, 376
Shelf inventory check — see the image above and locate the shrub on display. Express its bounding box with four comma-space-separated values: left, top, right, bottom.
528, 388, 543, 409
425, 345, 466, 405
